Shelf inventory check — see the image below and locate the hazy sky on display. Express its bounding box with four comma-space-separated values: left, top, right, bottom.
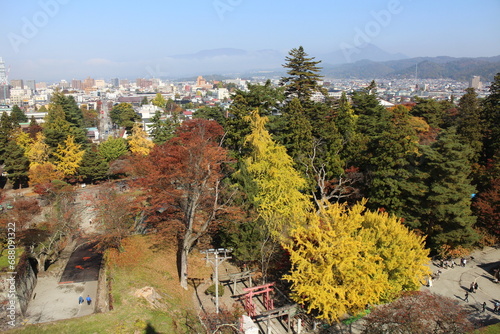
1, 0, 499, 81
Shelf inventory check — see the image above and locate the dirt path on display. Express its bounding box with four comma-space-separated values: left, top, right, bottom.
22, 185, 102, 325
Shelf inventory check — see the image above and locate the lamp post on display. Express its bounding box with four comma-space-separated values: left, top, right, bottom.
201, 248, 232, 313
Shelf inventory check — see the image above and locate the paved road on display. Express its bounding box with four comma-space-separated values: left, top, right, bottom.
23, 239, 99, 325
60, 240, 102, 283
423, 246, 500, 327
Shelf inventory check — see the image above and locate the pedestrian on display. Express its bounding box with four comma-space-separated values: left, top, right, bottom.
89, 218, 92, 225
86, 295, 92, 305
464, 292, 469, 302
470, 282, 475, 293
494, 302, 499, 313
482, 302, 486, 312
463, 258, 467, 267
428, 276, 433, 288
474, 282, 478, 292
78, 296, 84, 304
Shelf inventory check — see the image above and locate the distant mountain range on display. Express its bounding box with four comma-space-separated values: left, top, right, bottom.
322, 55, 500, 82
163, 45, 500, 81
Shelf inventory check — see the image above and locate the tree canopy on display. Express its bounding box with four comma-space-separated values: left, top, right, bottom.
284, 200, 429, 323
140, 119, 231, 290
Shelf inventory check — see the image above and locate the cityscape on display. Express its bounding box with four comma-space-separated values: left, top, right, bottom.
0, 55, 493, 145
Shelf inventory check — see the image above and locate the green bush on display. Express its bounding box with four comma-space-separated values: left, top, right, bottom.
205, 284, 224, 297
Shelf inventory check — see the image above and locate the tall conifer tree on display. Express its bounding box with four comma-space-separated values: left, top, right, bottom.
421, 127, 478, 251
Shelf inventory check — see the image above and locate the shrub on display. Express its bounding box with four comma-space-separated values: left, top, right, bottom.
205, 284, 224, 297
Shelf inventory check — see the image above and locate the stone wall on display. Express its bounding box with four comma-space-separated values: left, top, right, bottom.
0, 253, 38, 330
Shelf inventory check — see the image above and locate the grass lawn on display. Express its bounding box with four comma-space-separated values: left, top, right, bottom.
8, 234, 212, 334
473, 323, 500, 333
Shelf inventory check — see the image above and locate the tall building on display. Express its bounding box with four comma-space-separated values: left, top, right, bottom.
83, 76, 95, 90
25, 80, 36, 91
0, 58, 8, 102
95, 79, 106, 89
10, 79, 23, 89
59, 80, 70, 89
0, 57, 7, 85
111, 78, 119, 88
469, 76, 482, 89
119, 79, 129, 87
0, 85, 10, 101
72, 79, 82, 90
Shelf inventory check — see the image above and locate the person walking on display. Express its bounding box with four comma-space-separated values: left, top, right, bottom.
482, 302, 487, 312
464, 292, 469, 302
78, 296, 84, 304
86, 295, 92, 305
474, 282, 478, 292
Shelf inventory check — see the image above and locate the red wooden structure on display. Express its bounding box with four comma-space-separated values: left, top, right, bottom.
243, 283, 275, 317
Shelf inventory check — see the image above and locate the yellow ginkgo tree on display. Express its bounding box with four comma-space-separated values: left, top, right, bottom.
128, 122, 154, 156
53, 135, 85, 178
26, 132, 50, 168
241, 110, 312, 241
283, 199, 430, 323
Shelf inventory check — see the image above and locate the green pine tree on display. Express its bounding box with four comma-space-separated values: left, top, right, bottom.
277, 98, 313, 171
368, 105, 420, 216
11, 105, 28, 123
149, 111, 180, 145
98, 137, 129, 162
51, 90, 84, 128
421, 127, 479, 251
456, 88, 483, 163
3, 141, 30, 188
281, 46, 325, 103
0, 112, 19, 163
482, 73, 500, 161
77, 146, 109, 183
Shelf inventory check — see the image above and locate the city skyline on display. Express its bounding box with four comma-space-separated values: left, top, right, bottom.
1, 0, 500, 81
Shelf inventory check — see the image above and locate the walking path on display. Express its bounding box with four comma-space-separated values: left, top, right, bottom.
22, 240, 98, 325
194, 247, 500, 333
22, 186, 100, 325
423, 246, 500, 327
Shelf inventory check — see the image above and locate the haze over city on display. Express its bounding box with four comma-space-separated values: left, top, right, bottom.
1, 0, 500, 81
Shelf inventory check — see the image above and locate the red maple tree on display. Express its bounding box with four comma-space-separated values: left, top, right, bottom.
140, 119, 232, 289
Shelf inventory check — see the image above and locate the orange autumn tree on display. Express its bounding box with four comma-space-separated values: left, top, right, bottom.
140, 119, 231, 290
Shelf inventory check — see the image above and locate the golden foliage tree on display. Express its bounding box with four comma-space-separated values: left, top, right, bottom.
284, 200, 430, 323
53, 135, 85, 178
128, 122, 154, 155
13, 129, 33, 153
26, 132, 50, 168
241, 110, 311, 241
359, 209, 430, 301
28, 162, 64, 186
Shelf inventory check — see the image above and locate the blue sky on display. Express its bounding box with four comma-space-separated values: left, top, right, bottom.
1, 0, 499, 81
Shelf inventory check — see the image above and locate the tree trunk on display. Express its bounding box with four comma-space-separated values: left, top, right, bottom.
179, 242, 190, 290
